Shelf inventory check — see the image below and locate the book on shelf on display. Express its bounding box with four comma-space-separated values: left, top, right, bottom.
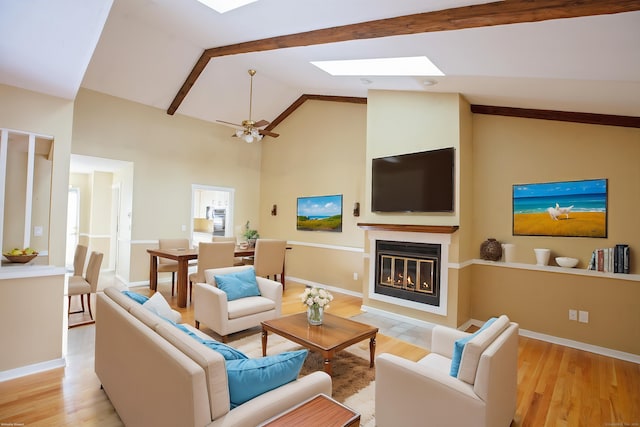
588, 244, 630, 274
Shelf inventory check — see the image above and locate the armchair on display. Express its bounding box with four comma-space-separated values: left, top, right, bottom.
375, 315, 518, 427
193, 265, 282, 342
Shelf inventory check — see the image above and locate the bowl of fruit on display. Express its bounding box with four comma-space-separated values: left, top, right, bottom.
3, 248, 39, 263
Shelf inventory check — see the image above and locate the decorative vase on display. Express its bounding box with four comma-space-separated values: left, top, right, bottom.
247, 238, 256, 248
501, 243, 515, 263
480, 238, 502, 261
307, 305, 323, 326
534, 248, 551, 266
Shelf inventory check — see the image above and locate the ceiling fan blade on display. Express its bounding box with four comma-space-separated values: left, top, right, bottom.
253, 119, 270, 128
259, 129, 279, 138
217, 120, 242, 128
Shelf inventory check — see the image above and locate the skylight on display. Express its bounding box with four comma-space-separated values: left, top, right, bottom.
195, 0, 258, 13
311, 56, 444, 76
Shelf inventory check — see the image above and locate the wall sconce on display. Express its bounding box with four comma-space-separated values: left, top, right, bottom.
353, 202, 360, 217
271, 204, 277, 216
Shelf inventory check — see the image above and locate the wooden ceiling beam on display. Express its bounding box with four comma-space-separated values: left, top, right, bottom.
471, 105, 640, 128
265, 95, 366, 132
167, 0, 640, 115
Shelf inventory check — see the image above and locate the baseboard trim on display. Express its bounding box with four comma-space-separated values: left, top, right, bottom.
0, 357, 66, 382
466, 318, 640, 364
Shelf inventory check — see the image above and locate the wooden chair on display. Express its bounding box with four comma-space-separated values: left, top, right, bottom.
72, 244, 88, 276
68, 251, 103, 320
157, 238, 190, 296
211, 236, 244, 266
253, 239, 287, 288
188, 241, 235, 300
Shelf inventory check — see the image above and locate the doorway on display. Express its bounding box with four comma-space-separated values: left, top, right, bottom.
191, 184, 235, 246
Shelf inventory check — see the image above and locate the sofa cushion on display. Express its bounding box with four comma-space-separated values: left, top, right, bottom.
143, 292, 181, 323
457, 315, 510, 385
225, 350, 308, 408
227, 296, 276, 320
214, 268, 261, 301
450, 317, 497, 378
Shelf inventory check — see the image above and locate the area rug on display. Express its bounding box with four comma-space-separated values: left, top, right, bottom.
228, 332, 376, 425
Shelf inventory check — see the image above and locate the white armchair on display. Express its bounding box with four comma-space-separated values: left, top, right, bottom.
193, 265, 282, 342
375, 315, 518, 427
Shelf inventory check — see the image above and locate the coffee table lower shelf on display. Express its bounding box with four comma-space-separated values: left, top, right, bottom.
258, 393, 360, 427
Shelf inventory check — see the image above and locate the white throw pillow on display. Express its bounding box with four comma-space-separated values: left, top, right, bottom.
142, 292, 180, 323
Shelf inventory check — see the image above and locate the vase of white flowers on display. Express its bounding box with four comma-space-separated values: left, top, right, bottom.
301, 286, 333, 326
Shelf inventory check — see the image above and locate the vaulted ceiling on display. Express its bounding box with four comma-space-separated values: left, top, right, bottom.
2, 0, 639, 132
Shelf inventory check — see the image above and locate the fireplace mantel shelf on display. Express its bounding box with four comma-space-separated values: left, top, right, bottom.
357, 223, 459, 234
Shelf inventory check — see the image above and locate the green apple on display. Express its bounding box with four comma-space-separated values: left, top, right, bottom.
23, 247, 35, 255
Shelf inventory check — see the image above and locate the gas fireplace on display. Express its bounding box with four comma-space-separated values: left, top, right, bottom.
375, 240, 441, 307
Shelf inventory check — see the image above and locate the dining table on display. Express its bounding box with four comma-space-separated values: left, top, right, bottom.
147, 246, 285, 308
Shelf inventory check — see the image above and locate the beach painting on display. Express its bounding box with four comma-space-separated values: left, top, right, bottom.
297, 194, 343, 232
513, 179, 607, 237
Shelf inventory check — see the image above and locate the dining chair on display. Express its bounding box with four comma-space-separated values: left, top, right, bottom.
157, 238, 190, 296
72, 244, 88, 276
253, 239, 287, 288
188, 241, 235, 300
211, 236, 244, 266
68, 251, 104, 320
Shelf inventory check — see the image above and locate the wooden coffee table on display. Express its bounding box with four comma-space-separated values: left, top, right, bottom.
258, 393, 360, 427
261, 312, 378, 375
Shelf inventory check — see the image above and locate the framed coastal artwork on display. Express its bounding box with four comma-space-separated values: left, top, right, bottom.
512, 178, 607, 238
296, 194, 343, 232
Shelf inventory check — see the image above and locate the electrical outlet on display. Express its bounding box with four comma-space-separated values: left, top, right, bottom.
353, 272, 358, 280
579, 310, 589, 323
181, 224, 187, 232
569, 309, 577, 321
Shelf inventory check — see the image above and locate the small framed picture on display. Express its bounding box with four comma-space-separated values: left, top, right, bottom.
296, 194, 343, 232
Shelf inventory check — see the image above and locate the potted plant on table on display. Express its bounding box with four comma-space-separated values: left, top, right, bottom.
243, 221, 259, 247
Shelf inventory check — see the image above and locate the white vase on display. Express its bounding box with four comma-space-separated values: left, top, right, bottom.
534, 248, 551, 266
501, 244, 515, 263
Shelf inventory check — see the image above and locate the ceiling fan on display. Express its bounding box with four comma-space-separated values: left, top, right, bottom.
216, 69, 279, 143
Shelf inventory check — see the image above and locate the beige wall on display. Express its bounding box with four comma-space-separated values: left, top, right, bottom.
258, 100, 367, 291
0, 83, 73, 372
470, 114, 640, 355
471, 115, 640, 268
472, 264, 640, 355
72, 89, 264, 282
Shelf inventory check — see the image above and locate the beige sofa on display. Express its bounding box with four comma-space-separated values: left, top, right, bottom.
95, 287, 331, 427
375, 315, 519, 427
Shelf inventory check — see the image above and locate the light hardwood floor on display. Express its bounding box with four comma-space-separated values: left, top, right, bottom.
0, 280, 638, 426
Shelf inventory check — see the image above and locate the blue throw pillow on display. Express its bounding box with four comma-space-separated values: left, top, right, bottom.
122, 290, 149, 304
201, 340, 249, 361
225, 350, 308, 408
214, 268, 261, 301
450, 317, 497, 378
166, 321, 249, 361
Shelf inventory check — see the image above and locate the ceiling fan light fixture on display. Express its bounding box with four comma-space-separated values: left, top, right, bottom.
216, 69, 278, 142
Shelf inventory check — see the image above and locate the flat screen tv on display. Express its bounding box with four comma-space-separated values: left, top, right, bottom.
371, 147, 455, 212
